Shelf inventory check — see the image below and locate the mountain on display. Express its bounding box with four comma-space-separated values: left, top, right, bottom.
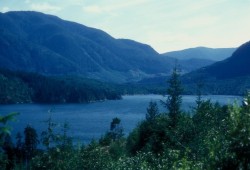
177, 58, 215, 73
163, 47, 236, 61
0, 11, 176, 83
161, 47, 236, 73
183, 41, 250, 95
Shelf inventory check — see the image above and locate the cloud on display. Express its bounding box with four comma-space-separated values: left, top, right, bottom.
82, 0, 149, 14
1, 6, 10, 13
30, 2, 62, 13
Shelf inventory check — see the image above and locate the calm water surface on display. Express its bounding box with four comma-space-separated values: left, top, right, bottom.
0, 95, 242, 143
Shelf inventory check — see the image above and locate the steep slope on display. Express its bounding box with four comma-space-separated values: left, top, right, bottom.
178, 58, 215, 73
0, 11, 174, 82
163, 47, 236, 61
183, 41, 250, 95
202, 41, 250, 79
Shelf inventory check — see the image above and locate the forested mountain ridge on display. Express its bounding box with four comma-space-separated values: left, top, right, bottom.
0, 11, 219, 83
0, 11, 175, 83
183, 41, 250, 95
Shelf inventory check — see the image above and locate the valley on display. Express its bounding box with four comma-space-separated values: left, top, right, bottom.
0, 7, 250, 169
1, 11, 248, 104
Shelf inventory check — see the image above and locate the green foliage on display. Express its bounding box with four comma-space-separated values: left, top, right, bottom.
24, 125, 39, 161
41, 111, 58, 150
224, 98, 250, 169
78, 141, 113, 170
0, 112, 19, 144
0, 112, 19, 169
146, 101, 159, 121
100, 117, 124, 146
109, 117, 124, 141
31, 115, 75, 170
127, 115, 167, 155
31, 146, 81, 170
126, 92, 250, 169
0, 68, 122, 104
0, 74, 32, 104
163, 66, 183, 126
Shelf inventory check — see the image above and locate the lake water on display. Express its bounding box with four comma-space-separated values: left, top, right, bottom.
0, 95, 242, 144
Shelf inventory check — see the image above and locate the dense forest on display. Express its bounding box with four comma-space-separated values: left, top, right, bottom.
0, 68, 249, 169
2, 59, 250, 105
0, 68, 169, 104
0, 68, 121, 104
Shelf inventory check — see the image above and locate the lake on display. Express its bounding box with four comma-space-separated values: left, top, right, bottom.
0, 95, 242, 144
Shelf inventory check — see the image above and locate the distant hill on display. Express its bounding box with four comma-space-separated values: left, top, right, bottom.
183, 41, 250, 95
0, 11, 216, 83
178, 58, 215, 73
163, 47, 236, 61
0, 11, 176, 83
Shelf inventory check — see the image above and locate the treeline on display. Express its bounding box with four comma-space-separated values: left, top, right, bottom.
0, 68, 121, 104
0, 68, 169, 105
134, 72, 250, 95
182, 75, 250, 95
0, 67, 249, 169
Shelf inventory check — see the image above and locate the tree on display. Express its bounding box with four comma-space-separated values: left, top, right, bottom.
109, 117, 124, 141
223, 93, 250, 169
15, 132, 24, 166
146, 101, 159, 122
24, 125, 39, 163
2, 135, 15, 170
0, 112, 18, 169
58, 121, 73, 150
0, 112, 19, 145
164, 66, 183, 126
195, 81, 204, 111
41, 110, 57, 150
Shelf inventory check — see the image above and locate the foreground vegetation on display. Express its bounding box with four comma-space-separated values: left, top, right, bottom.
0, 68, 249, 169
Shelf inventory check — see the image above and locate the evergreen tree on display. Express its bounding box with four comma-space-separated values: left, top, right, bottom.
15, 132, 24, 165
24, 125, 39, 164
146, 101, 159, 122
110, 117, 124, 141
2, 135, 15, 170
164, 66, 183, 126
195, 81, 204, 111
59, 121, 73, 150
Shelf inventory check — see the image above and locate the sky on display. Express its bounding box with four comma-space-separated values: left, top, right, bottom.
1, 0, 250, 53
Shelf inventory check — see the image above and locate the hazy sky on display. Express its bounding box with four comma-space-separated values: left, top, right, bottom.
1, 0, 250, 53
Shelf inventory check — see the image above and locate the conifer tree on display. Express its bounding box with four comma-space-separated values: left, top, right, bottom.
164, 66, 183, 126
110, 117, 124, 141
146, 101, 159, 122
24, 125, 39, 161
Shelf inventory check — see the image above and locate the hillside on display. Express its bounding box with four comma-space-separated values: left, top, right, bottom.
0, 11, 176, 83
163, 47, 236, 61
178, 58, 215, 73
183, 41, 250, 95
0, 11, 218, 83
